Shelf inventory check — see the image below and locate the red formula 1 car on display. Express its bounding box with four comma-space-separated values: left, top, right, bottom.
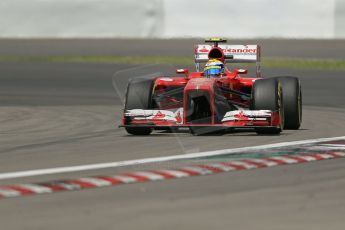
120, 38, 302, 135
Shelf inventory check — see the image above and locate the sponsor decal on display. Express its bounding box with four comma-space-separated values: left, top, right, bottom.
153, 111, 166, 119
174, 108, 184, 124
199, 46, 210, 53
196, 45, 257, 54
234, 111, 249, 120
176, 111, 182, 124
126, 109, 184, 124
222, 110, 271, 122
225, 48, 257, 54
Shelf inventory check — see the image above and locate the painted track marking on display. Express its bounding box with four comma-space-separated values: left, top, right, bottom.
0, 136, 345, 180
0, 151, 345, 199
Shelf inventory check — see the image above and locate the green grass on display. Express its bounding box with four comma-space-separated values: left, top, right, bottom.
263, 58, 345, 70
0, 55, 345, 70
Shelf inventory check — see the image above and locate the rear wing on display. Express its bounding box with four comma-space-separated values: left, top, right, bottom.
194, 44, 261, 77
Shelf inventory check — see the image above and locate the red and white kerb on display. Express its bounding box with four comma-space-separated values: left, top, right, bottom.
0, 151, 344, 199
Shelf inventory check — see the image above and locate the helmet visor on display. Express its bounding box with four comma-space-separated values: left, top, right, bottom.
205, 67, 222, 77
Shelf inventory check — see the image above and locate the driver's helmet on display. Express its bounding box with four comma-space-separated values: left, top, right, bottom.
203, 59, 224, 78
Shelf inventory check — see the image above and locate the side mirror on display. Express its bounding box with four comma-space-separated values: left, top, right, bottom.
235, 68, 248, 74
176, 68, 189, 79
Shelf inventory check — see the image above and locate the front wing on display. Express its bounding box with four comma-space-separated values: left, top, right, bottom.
121, 109, 281, 129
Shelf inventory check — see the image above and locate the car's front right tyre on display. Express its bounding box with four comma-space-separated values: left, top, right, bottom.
124, 77, 155, 135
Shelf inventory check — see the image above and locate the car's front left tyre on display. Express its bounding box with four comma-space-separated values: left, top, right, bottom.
251, 78, 284, 135
275, 76, 302, 130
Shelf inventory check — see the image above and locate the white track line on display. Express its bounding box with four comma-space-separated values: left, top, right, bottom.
0, 136, 344, 180
2, 152, 345, 199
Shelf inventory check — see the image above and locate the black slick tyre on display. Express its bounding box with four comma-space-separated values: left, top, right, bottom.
251, 78, 283, 135
275, 76, 302, 129
124, 77, 154, 135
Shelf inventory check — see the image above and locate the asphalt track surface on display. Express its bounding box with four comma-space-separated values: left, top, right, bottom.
0, 40, 345, 230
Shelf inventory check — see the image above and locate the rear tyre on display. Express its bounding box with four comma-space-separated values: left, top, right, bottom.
275, 76, 302, 129
251, 78, 283, 135
124, 77, 154, 135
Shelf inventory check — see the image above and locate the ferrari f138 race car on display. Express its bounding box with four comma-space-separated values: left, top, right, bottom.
120, 38, 302, 135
